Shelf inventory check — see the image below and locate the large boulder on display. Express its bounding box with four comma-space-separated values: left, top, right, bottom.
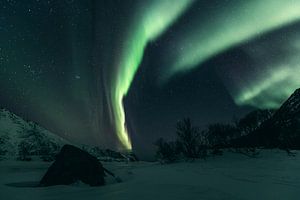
40, 145, 106, 187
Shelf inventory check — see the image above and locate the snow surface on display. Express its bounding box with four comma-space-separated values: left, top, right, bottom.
1, 150, 300, 200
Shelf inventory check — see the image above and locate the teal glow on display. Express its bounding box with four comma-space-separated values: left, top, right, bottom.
235, 66, 300, 108
161, 0, 300, 82
226, 32, 300, 109
111, 0, 193, 149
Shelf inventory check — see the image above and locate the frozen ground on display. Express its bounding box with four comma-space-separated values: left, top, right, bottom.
1, 150, 300, 200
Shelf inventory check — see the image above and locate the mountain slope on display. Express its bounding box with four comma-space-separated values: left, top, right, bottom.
271, 88, 300, 127
0, 108, 68, 159
0, 108, 138, 161
239, 88, 300, 148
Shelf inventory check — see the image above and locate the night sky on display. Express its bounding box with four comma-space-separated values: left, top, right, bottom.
1, 0, 300, 157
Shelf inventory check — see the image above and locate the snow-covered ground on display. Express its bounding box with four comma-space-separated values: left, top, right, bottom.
1, 150, 300, 200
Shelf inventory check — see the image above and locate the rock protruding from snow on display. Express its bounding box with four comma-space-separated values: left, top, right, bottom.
40, 145, 106, 187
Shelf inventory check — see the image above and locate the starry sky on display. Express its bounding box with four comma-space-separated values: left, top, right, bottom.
1, 0, 300, 157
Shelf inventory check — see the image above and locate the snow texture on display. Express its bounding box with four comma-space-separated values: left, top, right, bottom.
0, 108, 68, 159
1, 150, 300, 200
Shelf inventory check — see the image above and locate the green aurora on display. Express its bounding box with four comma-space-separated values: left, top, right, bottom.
2, 0, 300, 151
111, 0, 193, 149
113, 0, 300, 149
161, 0, 300, 81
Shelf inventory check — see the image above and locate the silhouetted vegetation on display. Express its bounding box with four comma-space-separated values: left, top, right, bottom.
176, 118, 208, 159
154, 105, 296, 163
154, 138, 181, 163
155, 118, 208, 163
205, 123, 238, 152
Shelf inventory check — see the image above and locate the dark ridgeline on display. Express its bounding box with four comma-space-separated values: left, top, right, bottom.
40, 145, 106, 187
235, 88, 300, 149
155, 88, 300, 162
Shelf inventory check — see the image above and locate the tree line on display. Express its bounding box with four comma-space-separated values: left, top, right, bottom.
154, 109, 275, 163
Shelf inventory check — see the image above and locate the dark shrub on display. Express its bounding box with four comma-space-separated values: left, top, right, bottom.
206, 123, 238, 149
176, 118, 204, 159
154, 138, 180, 163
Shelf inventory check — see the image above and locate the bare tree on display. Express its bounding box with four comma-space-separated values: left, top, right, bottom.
176, 118, 207, 159
154, 138, 180, 163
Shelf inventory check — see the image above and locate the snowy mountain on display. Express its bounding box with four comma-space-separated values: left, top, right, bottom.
0, 108, 68, 160
0, 108, 138, 162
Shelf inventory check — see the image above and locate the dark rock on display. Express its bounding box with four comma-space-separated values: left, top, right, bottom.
40, 145, 105, 187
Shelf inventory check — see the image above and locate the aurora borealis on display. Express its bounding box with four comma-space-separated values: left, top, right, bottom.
110, 0, 193, 149
222, 21, 300, 109
1, 0, 300, 155
159, 0, 300, 82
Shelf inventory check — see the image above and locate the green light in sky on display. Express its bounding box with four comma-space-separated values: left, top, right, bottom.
234, 66, 300, 109
162, 0, 300, 82
228, 28, 300, 109
112, 0, 193, 149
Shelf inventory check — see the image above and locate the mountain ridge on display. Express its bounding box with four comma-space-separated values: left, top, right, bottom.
0, 108, 138, 161
237, 88, 300, 149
